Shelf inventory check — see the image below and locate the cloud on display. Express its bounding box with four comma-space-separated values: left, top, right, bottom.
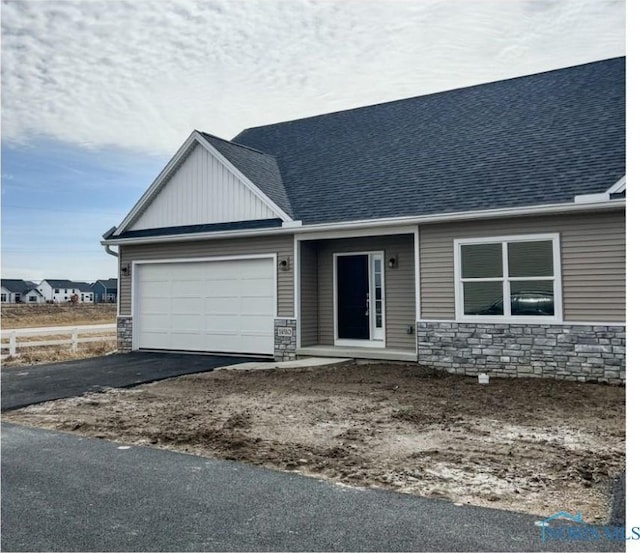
1, 0, 625, 155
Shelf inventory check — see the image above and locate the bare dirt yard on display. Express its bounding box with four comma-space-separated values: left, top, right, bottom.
4, 361, 624, 522
1, 304, 117, 366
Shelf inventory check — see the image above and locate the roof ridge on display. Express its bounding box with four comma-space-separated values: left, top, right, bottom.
198, 131, 278, 159
237, 56, 625, 135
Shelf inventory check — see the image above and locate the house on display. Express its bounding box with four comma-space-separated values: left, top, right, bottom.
75, 282, 95, 303
91, 279, 118, 303
102, 57, 625, 383
22, 285, 46, 304
38, 280, 94, 303
1, 280, 44, 303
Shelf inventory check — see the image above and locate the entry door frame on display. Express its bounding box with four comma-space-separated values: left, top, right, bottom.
333, 251, 386, 348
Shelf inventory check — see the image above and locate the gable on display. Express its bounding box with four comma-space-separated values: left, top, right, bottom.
128, 142, 283, 232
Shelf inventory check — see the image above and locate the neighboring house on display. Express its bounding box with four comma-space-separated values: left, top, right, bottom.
102, 57, 625, 383
38, 280, 94, 303
91, 279, 118, 303
75, 282, 94, 303
22, 287, 46, 304
0, 279, 44, 303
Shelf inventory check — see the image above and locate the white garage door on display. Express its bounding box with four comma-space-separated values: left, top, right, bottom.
134, 258, 275, 355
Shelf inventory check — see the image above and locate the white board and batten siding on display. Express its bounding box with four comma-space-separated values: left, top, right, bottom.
129, 143, 280, 231
134, 257, 276, 355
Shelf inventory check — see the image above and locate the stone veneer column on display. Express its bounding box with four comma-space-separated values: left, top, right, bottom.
116, 316, 133, 353
417, 321, 625, 384
274, 318, 297, 362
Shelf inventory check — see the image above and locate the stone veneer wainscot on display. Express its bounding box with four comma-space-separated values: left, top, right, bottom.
417, 321, 625, 384
274, 318, 297, 362
116, 316, 133, 353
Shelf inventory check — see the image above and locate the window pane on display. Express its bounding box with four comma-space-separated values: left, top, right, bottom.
463, 281, 503, 315
461, 243, 502, 278
508, 240, 553, 277
509, 280, 554, 316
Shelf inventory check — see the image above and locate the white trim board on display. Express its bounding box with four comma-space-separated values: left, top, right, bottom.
104, 199, 625, 246
607, 176, 626, 194
417, 319, 626, 327
574, 176, 626, 203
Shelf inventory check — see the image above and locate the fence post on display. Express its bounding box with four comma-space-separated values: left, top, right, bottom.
71, 328, 78, 352
9, 331, 17, 357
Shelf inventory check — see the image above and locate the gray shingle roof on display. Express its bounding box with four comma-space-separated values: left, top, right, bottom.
74, 282, 93, 293
92, 279, 118, 293
42, 279, 77, 289
228, 57, 624, 225
199, 132, 293, 218
1, 279, 32, 293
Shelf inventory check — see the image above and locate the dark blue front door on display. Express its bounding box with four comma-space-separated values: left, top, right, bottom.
337, 255, 369, 340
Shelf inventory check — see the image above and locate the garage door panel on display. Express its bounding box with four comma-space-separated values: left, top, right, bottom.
136, 258, 275, 355
240, 335, 272, 353
172, 285, 208, 297
204, 297, 240, 313
240, 314, 274, 333
205, 279, 241, 297
168, 333, 204, 351
170, 313, 204, 330
140, 281, 170, 296
239, 296, 273, 315
140, 331, 170, 349
171, 297, 204, 312
239, 278, 272, 295
204, 315, 239, 331
140, 299, 170, 314
140, 313, 171, 328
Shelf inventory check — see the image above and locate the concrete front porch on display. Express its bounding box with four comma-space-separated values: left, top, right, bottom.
297, 345, 417, 362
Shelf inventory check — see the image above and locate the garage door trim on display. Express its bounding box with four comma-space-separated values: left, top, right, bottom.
131, 254, 278, 353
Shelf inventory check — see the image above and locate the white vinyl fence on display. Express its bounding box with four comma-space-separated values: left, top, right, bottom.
1, 324, 116, 359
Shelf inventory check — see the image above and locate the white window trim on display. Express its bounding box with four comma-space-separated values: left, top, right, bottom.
453, 233, 563, 324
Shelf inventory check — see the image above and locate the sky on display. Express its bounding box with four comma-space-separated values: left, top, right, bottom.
0, 0, 626, 282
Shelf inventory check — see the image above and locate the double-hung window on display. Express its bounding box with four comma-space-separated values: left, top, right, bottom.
454, 234, 561, 322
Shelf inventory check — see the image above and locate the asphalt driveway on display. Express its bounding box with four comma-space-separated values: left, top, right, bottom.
1, 351, 258, 411
1, 423, 624, 552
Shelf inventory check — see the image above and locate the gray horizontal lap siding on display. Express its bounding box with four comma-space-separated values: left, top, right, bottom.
315, 234, 416, 350
419, 210, 625, 323
119, 235, 294, 318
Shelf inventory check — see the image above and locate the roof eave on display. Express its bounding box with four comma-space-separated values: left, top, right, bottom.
102, 198, 624, 246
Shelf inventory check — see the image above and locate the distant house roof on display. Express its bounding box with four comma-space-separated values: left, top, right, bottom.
1, 279, 32, 294
42, 279, 78, 289
222, 57, 625, 225
92, 279, 118, 293
73, 282, 93, 293
41, 280, 92, 292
